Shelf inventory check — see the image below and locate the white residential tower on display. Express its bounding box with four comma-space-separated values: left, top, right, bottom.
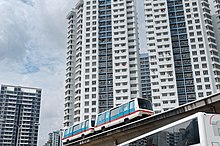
64, 0, 142, 127
144, 0, 220, 114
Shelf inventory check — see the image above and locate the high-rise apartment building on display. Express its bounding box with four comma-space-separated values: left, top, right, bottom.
210, 0, 220, 57
0, 85, 41, 146
64, 10, 76, 128
64, 0, 141, 127
140, 53, 151, 102
144, 0, 220, 114
43, 129, 63, 146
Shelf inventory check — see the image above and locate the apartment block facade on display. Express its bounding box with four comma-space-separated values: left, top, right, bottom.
210, 0, 220, 57
140, 53, 152, 102
0, 85, 41, 146
43, 130, 63, 146
144, 0, 220, 114
64, 0, 142, 127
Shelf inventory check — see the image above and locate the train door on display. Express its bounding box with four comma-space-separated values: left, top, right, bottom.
124, 103, 129, 115
102, 112, 106, 124
118, 105, 124, 117
81, 121, 86, 132
106, 111, 110, 123
129, 101, 135, 113
64, 128, 69, 139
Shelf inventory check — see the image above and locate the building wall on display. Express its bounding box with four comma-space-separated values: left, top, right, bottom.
144, 0, 179, 114
210, 0, 220, 61
65, 0, 142, 125
111, 0, 142, 106
144, 0, 220, 114
43, 130, 63, 146
0, 85, 41, 146
64, 10, 76, 127
140, 53, 152, 102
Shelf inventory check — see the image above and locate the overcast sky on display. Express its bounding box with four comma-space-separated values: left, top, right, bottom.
0, 0, 145, 145
0, 0, 75, 145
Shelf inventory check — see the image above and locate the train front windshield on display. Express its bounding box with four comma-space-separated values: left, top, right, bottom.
138, 98, 153, 110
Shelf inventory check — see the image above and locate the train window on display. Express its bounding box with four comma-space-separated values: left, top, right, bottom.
97, 114, 103, 124
85, 120, 89, 128
111, 107, 119, 117
138, 98, 153, 110
91, 120, 95, 127
64, 129, 68, 138
119, 105, 124, 113
106, 111, 110, 118
69, 127, 73, 133
128, 118, 199, 146
130, 101, 134, 109
82, 122, 85, 128
102, 113, 106, 120
124, 103, 129, 111
75, 124, 79, 131
97, 113, 105, 125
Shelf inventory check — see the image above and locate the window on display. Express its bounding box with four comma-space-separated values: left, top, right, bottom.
85, 69, 89, 73
86, 63, 90, 66
86, 56, 90, 60
85, 101, 89, 106
154, 103, 161, 107
193, 58, 198, 62
195, 71, 200, 75
196, 78, 201, 83
110, 108, 118, 117
84, 108, 89, 113
202, 64, 207, 68
138, 99, 152, 110
198, 92, 203, 97
92, 101, 96, 105
85, 81, 89, 85
85, 88, 89, 92
201, 57, 206, 61
92, 108, 96, 112
204, 77, 209, 82
129, 118, 199, 145
163, 101, 168, 104
205, 85, 210, 89
199, 44, 204, 48
197, 85, 202, 90
85, 95, 89, 99
92, 94, 96, 98
203, 70, 208, 75
200, 50, 205, 54
170, 100, 176, 103
194, 64, 199, 69
85, 75, 89, 79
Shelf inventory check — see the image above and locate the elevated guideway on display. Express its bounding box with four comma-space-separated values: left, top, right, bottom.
64, 93, 220, 146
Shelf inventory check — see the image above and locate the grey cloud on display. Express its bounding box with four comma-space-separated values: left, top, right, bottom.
0, 1, 31, 62
0, 0, 75, 145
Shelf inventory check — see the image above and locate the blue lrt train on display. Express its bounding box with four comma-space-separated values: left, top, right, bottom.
62, 98, 153, 143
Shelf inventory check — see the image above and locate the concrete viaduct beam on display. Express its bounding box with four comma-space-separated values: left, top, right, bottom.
64, 93, 220, 146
